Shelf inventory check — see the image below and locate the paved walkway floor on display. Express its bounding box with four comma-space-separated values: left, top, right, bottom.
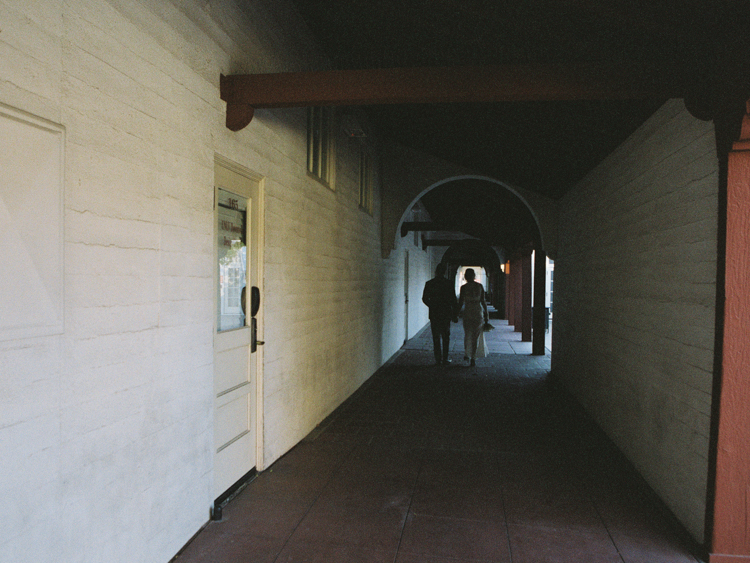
172, 319, 702, 563
403, 311, 551, 357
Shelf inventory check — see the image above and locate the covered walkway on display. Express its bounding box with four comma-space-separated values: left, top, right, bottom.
173, 320, 701, 563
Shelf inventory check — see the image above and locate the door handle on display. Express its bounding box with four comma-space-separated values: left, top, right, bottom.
251, 318, 264, 352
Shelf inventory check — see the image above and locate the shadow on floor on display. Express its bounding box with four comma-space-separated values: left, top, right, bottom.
173, 337, 702, 563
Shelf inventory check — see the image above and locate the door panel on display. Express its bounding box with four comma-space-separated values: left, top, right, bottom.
213, 158, 263, 499
215, 394, 251, 450
214, 333, 250, 395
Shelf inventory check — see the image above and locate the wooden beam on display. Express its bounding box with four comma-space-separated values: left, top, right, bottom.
221, 62, 688, 122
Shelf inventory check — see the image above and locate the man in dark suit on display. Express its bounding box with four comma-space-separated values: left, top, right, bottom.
422, 263, 458, 366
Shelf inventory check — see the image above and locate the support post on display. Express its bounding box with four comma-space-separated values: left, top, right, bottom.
495, 270, 506, 319
513, 258, 522, 331
532, 249, 547, 355
513, 258, 523, 332
521, 252, 532, 342
709, 100, 750, 563
506, 261, 514, 327
504, 262, 511, 321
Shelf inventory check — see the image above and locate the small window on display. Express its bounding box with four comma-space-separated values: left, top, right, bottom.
307, 107, 335, 188
359, 146, 373, 214
216, 188, 247, 332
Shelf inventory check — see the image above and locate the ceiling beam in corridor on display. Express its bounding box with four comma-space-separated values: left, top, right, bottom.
220, 62, 689, 131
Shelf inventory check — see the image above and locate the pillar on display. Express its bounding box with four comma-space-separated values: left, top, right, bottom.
508, 260, 517, 328
494, 269, 506, 318
512, 258, 522, 332
709, 100, 750, 563
521, 252, 532, 342
504, 262, 512, 321
532, 249, 547, 355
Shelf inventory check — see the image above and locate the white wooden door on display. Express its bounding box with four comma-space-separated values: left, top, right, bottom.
213, 158, 263, 499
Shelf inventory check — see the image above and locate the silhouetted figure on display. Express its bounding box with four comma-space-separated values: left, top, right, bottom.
422, 263, 458, 365
457, 268, 488, 367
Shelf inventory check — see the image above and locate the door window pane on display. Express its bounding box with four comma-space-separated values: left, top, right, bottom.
217, 188, 247, 331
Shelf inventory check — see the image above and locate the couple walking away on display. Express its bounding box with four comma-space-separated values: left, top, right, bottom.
422, 264, 489, 367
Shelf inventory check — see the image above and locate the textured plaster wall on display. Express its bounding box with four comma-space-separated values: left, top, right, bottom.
0, 1, 427, 562
553, 99, 718, 543
258, 111, 431, 465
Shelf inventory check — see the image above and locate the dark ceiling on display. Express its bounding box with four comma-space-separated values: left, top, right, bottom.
364, 100, 665, 199
288, 0, 750, 253
420, 179, 539, 249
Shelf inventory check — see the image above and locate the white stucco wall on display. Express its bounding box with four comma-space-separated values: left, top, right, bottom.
553, 99, 718, 543
255, 110, 431, 464
0, 1, 428, 562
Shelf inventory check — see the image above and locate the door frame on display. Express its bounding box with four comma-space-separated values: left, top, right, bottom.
214, 154, 266, 473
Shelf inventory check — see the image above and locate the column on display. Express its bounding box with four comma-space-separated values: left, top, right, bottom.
710, 101, 750, 563
532, 249, 547, 355
513, 258, 523, 332
508, 260, 517, 327
521, 252, 532, 342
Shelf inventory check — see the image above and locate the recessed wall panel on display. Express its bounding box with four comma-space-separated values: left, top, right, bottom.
0, 105, 64, 341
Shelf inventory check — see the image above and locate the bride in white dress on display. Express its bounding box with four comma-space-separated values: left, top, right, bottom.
457, 268, 489, 367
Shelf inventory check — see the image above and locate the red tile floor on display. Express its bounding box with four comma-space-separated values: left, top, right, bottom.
172, 319, 703, 563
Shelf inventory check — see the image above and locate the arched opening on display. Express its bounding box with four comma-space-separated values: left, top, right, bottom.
438, 239, 504, 313
455, 266, 487, 296
396, 175, 546, 254
398, 176, 550, 355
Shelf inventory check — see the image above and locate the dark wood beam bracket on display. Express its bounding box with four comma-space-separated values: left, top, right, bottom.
226, 103, 255, 132
221, 73, 256, 131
